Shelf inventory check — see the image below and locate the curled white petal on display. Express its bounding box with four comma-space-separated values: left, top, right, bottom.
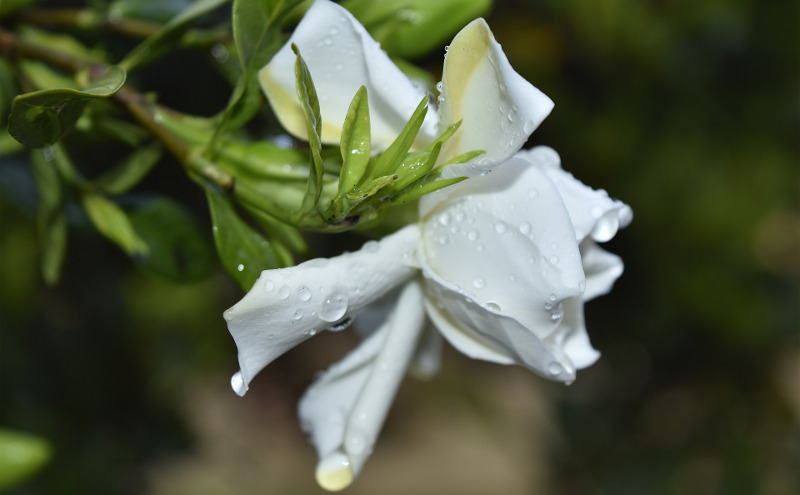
520, 146, 633, 243
548, 298, 600, 370
437, 19, 554, 177
224, 225, 420, 395
299, 280, 426, 490
581, 240, 624, 301
421, 156, 584, 340
259, 0, 437, 151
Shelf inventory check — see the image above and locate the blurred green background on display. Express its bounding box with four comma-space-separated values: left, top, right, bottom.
1, 0, 797, 493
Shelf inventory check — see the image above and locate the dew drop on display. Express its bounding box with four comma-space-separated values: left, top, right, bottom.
547, 362, 564, 376
549, 294, 557, 302
507, 111, 516, 123
467, 230, 480, 242
278, 286, 290, 300
494, 221, 508, 234
264, 280, 275, 292
237, 263, 244, 272
436, 81, 444, 92
549, 255, 560, 265
267, 333, 275, 340
509, 274, 517, 282
320, 289, 349, 322
472, 277, 485, 289
223, 309, 234, 321
438, 212, 451, 226
476, 244, 485, 252
519, 222, 532, 235
231, 371, 248, 396
486, 301, 501, 311
437, 95, 446, 104
329, 317, 353, 332
298, 285, 312, 302
523, 120, 536, 134
437, 234, 450, 245
293, 309, 304, 321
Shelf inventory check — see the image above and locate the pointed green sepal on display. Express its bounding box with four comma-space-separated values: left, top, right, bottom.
338, 85, 371, 195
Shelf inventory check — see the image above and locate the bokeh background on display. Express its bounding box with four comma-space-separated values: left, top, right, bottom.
1, 0, 798, 493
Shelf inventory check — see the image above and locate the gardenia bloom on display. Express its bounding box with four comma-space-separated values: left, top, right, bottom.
225, 1, 632, 491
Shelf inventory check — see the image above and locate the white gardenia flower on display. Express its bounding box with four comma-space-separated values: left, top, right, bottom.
225, 0, 631, 491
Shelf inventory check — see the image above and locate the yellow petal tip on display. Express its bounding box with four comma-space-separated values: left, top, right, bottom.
316, 452, 354, 491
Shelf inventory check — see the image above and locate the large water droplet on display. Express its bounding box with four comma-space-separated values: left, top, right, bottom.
316, 452, 353, 492
436, 81, 443, 92
320, 289, 348, 322
547, 362, 564, 376
329, 317, 353, 332
486, 301, 501, 311
298, 285, 312, 302
223, 309, 234, 321
231, 371, 248, 396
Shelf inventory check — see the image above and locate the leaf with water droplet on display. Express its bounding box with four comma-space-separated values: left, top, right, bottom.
363, 95, 428, 182
205, 185, 282, 290
292, 44, 326, 217
338, 85, 371, 195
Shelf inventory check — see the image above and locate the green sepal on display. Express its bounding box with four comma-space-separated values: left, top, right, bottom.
82, 193, 150, 257
242, 206, 307, 267
292, 44, 325, 217
424, 120, 461, 153
92, 143, 162, 195
8, 66, 127, 148
128, 196, 216, 282
338, 85, 371, 196
383, 142, 442, 196
363, 95, 428, 182
30, 150, 67, 285
390, 176, 467, 206
205, 185, 283, 291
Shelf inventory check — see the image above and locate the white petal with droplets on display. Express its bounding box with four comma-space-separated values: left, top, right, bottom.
520, 146, 633, 243
224, 225, 419, 395
437, 19, 553, 177
580, 240, 624, 301
299, 281, 426, 488
258, 0, 437, 151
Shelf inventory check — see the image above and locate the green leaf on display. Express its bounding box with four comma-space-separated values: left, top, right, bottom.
120, 0, 231, 70
384, 143, 441, 195
19, 60, 78, 91
82, 193, 150, 257
128, 196, 215, 282
292, 45, 325, 216
19, 26, 108, 65
390, 176, 467, 206
338, 85, 371, 195
243, 206, 306, 266
364, 95, 428, 182
8, 66, 127, 148
93, 143, 163, 195
0, 429, 52, 490
205, 186, 283, 290
30, 150, 68, 285
0, 59, 18, 128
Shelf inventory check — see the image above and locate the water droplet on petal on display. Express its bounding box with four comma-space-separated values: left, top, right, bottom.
316, 452, 353, 492
519, 222, 532, 235
298, 285, 312, 302
494, 221, 508, 234
329, 317, 353, 332
547, 362, 564, 376
223, 309, 234, 321
231, 371, 248, 396
486, 301, 501, 311
293, 309, 303, 321
550, 255, 560, 265
467, 230, 480, 242
237, 264, 244, 272
529, 188, 539, 199
278, 286, 290, 300
436, 81, 443, 92
264, 280, 275, 292
438, 212, 451, 226
345, 433, 367, 456
320, 289, 348, 322
523, 120, 536, 134
473, 277, 485, 289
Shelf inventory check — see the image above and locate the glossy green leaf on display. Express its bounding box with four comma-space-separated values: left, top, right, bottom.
205, 186, 282, 290
120, 0, 230, 70
390, 176, 467, 206
30, 150, 67, 286
19, 26, 108, 65
0, 429, 52, 490
82, 193, 149, 257
364, 95, 428, 182
385, 143, 441, 195
292, 45, 325, 216
338, 85, 371, 196
8, 66, 127, 148
128, 196, 215, 282
327, 174, 397, 223
93, 143, 163, 195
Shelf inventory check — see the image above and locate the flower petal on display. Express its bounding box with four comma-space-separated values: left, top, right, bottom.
520, 146, 633, 243
258, 0, 437, 151
421, 156, 585, 341
547, 298, 600, 370
298, 280, 426, 490
422, 270, 578, 383
581, 240, 624, 301
224, 225, 420, 396
437, 19, 554, 177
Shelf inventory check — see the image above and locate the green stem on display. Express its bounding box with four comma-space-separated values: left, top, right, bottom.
19, 9, 162, 39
